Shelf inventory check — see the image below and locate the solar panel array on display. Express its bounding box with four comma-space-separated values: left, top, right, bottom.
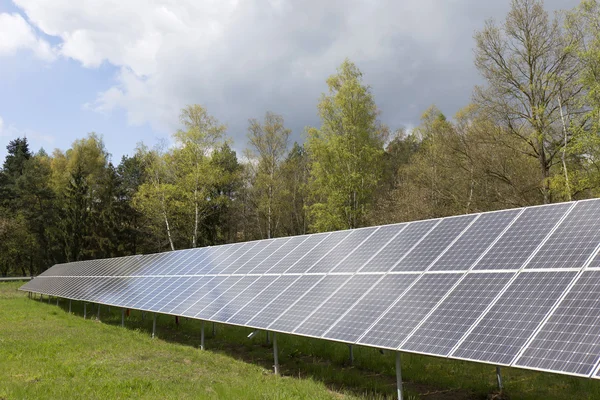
20, 199, 600, 378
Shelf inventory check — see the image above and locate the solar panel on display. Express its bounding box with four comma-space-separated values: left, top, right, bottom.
210, 276, 278, 323
294, 274, 382, 337
268, 275, 350, 333
514, 270, 600, 376
285, 231, 351, 274
219, 240, 275, 275
194, 276, 260, 319
19, 198, 600, 382
473, 203, 573, 270
400, 272, 515, 355
265, 234, 328, 274
246, 275, 323, 329
526, 199, 600, 270
227, 275, 300, 326
451, 270, 577, 365
358, 273, 463, 349
393, 215, 478, 271
308, 227, 378, 273
429, 209, 521, 271
332, 224, 407, 273
181, 276, 244, 317
359, 220, 439, 273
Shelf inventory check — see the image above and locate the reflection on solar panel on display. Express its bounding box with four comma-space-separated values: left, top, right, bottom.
514, 270, 600, 376
451, 271, 578, 365
19, 198, 600, 382
400, 272, 515, 356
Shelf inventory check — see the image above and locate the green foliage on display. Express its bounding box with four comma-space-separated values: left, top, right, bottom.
306, 59, 386, 231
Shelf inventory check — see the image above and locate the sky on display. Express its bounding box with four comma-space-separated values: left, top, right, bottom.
0, 0, 580, 163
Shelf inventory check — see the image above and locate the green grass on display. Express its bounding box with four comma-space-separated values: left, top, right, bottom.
2, 281, 600, 399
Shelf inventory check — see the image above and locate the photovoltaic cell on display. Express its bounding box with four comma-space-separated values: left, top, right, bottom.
430, 209, 521, 271
526, 199, 600, 270
452, 271, 577, 365
400, 272, 515, 356
359, 220, 438, 273
156, 276, 213, 313
285, 231, 351, 274
194, 276, 259, 319
515, 271, 600, 376
265, 234, 327, 274
473, 203, 572, 270
234, 239, 289, 275
294, 274, 381, 337
358, 273, 462, 349
219, 240, 274, 275
393, 215, 477, 272
308, 228, 378, 273
167, 276, 223, 315
268, 275, 350, 333
227, 275, 300, 326
204, 242, 258, 275
332, 224, 407, 273
247, 236, 304, 274
246, 275, 323, 329
145, 276, 194, 312
181, 276, 244, 317
210, 276, 278, 323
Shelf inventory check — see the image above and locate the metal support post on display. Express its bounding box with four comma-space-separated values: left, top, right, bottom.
496, 366, 503, 391
142, 311, 146, 321
84, 303, 87, 319
212, 322, 216, 337
69, 299, 72, 313
396, 351, 403, 400
349, 344, 354, 365
200, 321, 205, 350
56, 297, 59, 306
48, 295, 51, 304
152, 314, 157, 339
97, 304, 100, 320
28, 292, 31, 299
121, 309, 125, 327
266, 330, 270, 345
273, 332, 280, 375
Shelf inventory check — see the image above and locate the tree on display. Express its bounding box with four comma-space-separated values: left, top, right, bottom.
246, 112, 291, 239
306, 59, 386, 231
474, 0, 583, 203
0, 137, 32, 209
279, 142, 309, 236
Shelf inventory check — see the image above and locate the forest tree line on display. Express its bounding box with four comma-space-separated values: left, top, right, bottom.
2, 0, 600, 276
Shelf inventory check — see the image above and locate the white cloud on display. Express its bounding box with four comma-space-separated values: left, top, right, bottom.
0, 13, 55, 61
8, 0, 579, 144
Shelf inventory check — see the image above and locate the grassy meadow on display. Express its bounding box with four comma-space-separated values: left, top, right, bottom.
2, 281, 600, 399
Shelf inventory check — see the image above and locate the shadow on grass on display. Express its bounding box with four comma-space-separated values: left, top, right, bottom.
32, 295, 480, 400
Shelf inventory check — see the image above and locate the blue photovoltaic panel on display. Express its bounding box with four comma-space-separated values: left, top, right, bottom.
294, 274, 382, 337
268, 275, 350, 333
131, 277, 180, 309
167, 276, 224, 315
393, 215, 477, 272
285, 231, 352, 274
210, 276, 278, 323
161, 249, 204, 275
227, 275, 300, 326
430, 209, 521, 271
205, 242, 258, 275
181, 276, 244, 317
451, 271, 577, 365
265, 234, 328, 274
332, 224, 407, 273
138, 252, 179, 275
359, 220, 439, 273
219, 240, 274, 275
526, 199, 600, 270
358, 273, 462, 349
247, 236, 302, 274
137, 276, 189, 310
155, 276, 212, 313
234, 239, 289, 275
194, 276, 260, 319
178, 248, 215, 275
473, 203, 572, 270
400, 272, 515, 356
308, 228, 378, 273
195, 244, 237, 274
145, 276, 194, 312
246, 275, 323, 329
515, 271, 600, 376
